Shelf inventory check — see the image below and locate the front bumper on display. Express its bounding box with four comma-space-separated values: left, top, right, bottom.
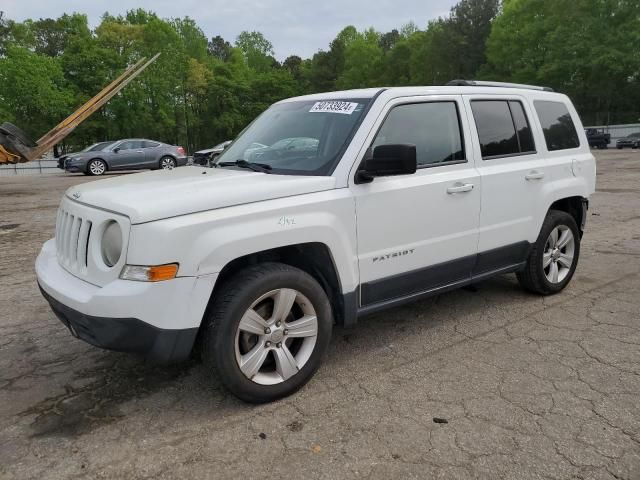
36, 239, 216, 363
40, 286, 197, 363
192, 153, 209, 166
64, 160, 88, 172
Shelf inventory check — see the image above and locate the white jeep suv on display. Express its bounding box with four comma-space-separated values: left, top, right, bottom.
36, 81, 596, 402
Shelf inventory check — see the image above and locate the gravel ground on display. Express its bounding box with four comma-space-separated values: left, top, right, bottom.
0, 151, 639, 480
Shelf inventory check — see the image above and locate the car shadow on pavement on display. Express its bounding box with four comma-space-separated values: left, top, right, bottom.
20, 275, 525, 439
21, 355, 199, 438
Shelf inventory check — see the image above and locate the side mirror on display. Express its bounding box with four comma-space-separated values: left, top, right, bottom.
113, 147, 120, 153
355, 144, 417, 184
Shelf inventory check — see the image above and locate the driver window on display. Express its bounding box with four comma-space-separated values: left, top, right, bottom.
372, 101, 466, 167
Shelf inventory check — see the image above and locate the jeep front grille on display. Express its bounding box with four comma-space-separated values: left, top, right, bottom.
55, 207, 92, 271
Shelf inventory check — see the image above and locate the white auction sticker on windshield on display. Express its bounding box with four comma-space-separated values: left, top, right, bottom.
309, 101, 359, 114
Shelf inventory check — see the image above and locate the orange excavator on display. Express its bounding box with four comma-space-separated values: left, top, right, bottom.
0, 53, 160, 164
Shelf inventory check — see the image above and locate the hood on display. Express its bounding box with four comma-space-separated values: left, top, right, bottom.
66, 166, 336, 224
195, 148, 216, 155
195, 146, 225, 155
61, 151, 83, 159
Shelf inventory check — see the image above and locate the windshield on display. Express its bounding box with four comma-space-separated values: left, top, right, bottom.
215, 99, 371, 175
84, 141, 115, 152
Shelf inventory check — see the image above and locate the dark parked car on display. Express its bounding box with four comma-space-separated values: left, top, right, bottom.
63, 139, 187, 175
585, 128, 610, 149
616, 132, 640, 149
193, 140, 232, 166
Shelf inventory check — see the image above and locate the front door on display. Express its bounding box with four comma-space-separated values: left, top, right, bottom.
111, 140, 145, 169
352, 96, 481, 306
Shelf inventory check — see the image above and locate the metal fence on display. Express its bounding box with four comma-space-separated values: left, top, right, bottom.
0, 160, 59, 176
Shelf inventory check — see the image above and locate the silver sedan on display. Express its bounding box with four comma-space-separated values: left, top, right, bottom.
63, 139, 188, 175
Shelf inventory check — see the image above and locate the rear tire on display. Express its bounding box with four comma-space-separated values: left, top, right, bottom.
86, 159, 106, 176
517, 210, 580, 295
202, 263, 333, 403
160, 156, 176, 169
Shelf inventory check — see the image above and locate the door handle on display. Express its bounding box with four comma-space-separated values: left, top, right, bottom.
136, 150, 144, 153
446, 182, 474, 194
525, 170, 545, 181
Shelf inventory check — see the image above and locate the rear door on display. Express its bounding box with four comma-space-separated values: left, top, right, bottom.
464, 95, 548, 274
142, 140, 162, 167
352, 95, 481, 307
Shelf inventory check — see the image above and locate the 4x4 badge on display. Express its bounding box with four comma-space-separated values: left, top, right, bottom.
72, 192, 81, 199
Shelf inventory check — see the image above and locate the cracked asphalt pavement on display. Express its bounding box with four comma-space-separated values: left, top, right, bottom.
1, 150, 639, 479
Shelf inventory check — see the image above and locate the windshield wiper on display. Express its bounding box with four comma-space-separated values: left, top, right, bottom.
217, 159, 272, 173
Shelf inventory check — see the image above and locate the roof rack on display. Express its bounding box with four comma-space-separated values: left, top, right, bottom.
446, 79, 554, 92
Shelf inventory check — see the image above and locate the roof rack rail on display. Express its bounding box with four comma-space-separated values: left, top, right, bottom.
446, 79, 554, 92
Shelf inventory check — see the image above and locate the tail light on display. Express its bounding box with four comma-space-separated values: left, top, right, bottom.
177, 146, 186, 156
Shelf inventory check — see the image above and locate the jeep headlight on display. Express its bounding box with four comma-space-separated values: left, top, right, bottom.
101, 220, 122, 267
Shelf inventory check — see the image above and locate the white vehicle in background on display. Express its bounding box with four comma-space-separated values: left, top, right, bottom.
192, 140, 232, 166
36, 81, 596, 403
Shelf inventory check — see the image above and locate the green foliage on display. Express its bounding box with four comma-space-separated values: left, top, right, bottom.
483, 0, 640, 124
235, 31, 276, 72
337, 29, 384, 89
0, 45, 72, 137
0, 0, 637, 154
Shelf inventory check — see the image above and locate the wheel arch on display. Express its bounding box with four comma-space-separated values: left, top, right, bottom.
547, 195, 588, 235
159, 154, 177, 163
207, 242, 348, 326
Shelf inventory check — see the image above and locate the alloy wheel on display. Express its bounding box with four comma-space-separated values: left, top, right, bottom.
89, 160, 105, 175
234, 288, 318, 385
161, 157, 176, 169
543, 225, 575, 283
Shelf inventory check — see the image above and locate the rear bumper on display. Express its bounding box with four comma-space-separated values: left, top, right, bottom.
176, 156, 189, 167
39, 286, 198, 363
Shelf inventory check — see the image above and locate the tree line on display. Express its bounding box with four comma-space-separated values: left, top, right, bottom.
0, 0, 638, 154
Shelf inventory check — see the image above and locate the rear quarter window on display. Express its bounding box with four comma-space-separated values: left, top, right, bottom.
534, 100, 580, 151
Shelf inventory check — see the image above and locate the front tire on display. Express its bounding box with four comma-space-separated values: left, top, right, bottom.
517, 210, 580, 295
202, 263, 333, 403
86, 159, 106, 176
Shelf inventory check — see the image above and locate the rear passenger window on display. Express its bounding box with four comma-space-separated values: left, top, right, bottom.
372, 102, 465, 167
509, 101, 535, 153
534, 101, 580, 151
470, 100, 536, 159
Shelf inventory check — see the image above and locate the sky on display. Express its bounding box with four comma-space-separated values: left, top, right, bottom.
1, 0, 458, 60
